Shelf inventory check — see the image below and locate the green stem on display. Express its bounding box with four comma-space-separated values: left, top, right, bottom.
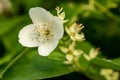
73, 57, 83, 72
94, 0, 120, 22
0, 48, 29, 78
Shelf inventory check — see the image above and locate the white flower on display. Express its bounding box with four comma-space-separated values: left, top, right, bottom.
18, 7, 64, 56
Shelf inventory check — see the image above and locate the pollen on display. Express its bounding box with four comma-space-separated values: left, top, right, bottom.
33, 23, 53, 42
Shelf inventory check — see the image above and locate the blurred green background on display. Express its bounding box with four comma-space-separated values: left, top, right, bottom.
0, 0, 120, 80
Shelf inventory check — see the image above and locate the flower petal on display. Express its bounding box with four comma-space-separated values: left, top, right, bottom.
29, 7, 53, 24
38, 38, 58, 56
52, 16, 64, 39
18, 24, 38, 47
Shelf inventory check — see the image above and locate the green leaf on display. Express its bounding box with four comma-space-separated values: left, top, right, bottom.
85, 66, 106, 80
0, 44, 23, 66
112, 58, 120, 64
0, 16, 28, 36
2, 49, 73, 80
76, 41, 94, 54
22, 0, 43, 12
48, 47, 66, 61
48, 50, 66, 61
78, 54, 90, 71
1, 16, 30, 50
0, 16, 29, 65
90, 58, 120, 71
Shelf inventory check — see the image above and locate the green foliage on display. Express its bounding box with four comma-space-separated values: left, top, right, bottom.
78, 54, 90, 71
2, 49, 73, 80
0, 0, 120, 80
91, 58, 120, 71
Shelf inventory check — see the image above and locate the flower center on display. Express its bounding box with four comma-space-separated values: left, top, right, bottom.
33, 23, 53, 42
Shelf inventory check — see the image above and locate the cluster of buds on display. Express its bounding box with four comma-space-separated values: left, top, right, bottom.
60, 22, 98, 63
65, 23, 85, 42
60, 22, 100, 66
60, 42, 83, 64
55, 6, 69, 23
83, 48, 100, 61
100, 68, 119, 80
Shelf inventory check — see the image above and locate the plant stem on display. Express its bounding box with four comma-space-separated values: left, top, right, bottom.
0, 48, 29, 78
73, 57, 83, 72
94, 0, 120, 22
